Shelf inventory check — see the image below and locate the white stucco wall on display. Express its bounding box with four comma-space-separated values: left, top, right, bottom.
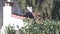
1, 0, 25, 34
3, 6, 24, 30
1, 3, 24, 34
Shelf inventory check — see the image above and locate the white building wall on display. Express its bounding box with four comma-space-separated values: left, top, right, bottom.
1, 0, 24, 34
3, 6, 24, 30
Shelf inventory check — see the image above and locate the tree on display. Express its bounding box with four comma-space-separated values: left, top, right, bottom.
18, 0, 60, 20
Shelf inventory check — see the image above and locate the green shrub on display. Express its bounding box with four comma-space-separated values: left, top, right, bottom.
4, 19, 60, 34
22, 18, 60, 34
4, 24, 15, 34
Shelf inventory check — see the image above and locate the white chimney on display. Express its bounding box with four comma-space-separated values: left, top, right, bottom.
3, 2, 12, 26
7, 0, 13, 3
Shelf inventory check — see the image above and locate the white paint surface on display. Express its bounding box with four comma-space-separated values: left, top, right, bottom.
1, 5, 24, 34
1, 0, 24, 34
3, 6, 24, 30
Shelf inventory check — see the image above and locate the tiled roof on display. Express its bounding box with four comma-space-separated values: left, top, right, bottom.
11, 14, 26, 19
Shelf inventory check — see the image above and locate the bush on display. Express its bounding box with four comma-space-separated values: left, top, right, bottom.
22, 18, 60, 34
4, 24, 15, 34
5, 19, 60, 34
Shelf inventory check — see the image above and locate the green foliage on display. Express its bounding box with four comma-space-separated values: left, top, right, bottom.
22, 18, 60, 34
4, 19, 60, 34
4, 24, 15, 34
4, 0, 60, 34
18, 0, 60, 20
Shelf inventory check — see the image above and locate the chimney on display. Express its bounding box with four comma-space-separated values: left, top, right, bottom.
7, 0, 13, 3
4, 0, 13, 6
3, 0, 13, 26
